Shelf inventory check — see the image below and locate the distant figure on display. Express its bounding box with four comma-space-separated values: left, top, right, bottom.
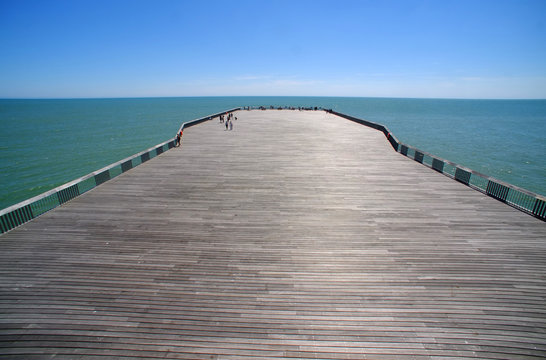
229, 120, 233, 131
225, 120, 229, 130
175, 130, 183, 146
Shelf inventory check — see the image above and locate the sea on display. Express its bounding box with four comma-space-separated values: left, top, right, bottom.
1, 96, 545, 210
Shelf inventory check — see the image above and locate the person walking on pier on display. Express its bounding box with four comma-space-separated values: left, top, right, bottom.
229, 120, 233, 131
175, 130, 182, 146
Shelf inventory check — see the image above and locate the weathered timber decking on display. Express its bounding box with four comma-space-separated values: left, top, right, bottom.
1, 110, 545, 359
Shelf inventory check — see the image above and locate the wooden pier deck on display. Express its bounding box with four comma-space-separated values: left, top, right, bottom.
1, 110, 545, 359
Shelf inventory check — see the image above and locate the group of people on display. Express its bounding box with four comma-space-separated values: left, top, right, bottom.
251, 106, 323, 111
220, 112, 236, 131
174, 112, 237, 147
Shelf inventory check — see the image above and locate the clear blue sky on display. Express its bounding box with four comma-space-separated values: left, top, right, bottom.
1, 0, 545, 99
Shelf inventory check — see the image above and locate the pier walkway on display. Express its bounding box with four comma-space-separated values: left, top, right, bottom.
1, 110, 545, 359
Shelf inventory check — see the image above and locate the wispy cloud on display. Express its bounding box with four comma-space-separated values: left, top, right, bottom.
268, 79, 322, 87
124, 74, 546, 99
233, 75, 273, 81
232, 75, 322, 87
460, 77, 485, 81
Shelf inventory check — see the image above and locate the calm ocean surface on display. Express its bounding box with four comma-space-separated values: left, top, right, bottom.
1, 96, 545, 210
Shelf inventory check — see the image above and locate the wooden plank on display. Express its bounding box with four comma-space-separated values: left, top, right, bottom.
0, 110, 545, 359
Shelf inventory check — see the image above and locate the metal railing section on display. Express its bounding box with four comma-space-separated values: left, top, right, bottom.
0, 139, 176, 234
328, 110, 401, 153
329, 110, 545, 221
243, 106, 325, 111
0, 108, 240, 235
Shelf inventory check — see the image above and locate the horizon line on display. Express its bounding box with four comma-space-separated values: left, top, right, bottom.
1, 95, 546, 101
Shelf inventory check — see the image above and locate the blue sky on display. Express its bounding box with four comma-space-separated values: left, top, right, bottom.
1, 0, 545, 99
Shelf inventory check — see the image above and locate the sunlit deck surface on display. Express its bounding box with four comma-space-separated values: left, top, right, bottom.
1, 110, 545, 359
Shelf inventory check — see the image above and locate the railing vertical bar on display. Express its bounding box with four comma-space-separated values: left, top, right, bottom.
533, 199, 545, 220
7, 212, 16, 229
1, 215, 10, 233
14, 210, 23, 227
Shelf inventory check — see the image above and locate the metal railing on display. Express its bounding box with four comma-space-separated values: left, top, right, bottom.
242, 106, 325, 111
0, 108, 240, 235
329, 109, 545, 221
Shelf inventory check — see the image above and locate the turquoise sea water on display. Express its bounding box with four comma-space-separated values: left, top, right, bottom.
1, 96, 545, 210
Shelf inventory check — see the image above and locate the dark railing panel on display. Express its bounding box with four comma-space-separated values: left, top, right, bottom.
8, 212, 18, 229
0, 214, 8, 233
141, 152, 150, 163
533, 199, 545, 220
0, 204, 34, 234
401, 145, 408, 156
486, 181, 509, 202
3, 213, 12, 231
11, 210, 21, 226
57, 184, 80, 205
414, 151, 424, 164
432, 158, 444, 173
22, 204, 34, 222
156, 147, 164, 156
455, 168, 471, 185
121, 159, 133, 173
94, 170, 111, 186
